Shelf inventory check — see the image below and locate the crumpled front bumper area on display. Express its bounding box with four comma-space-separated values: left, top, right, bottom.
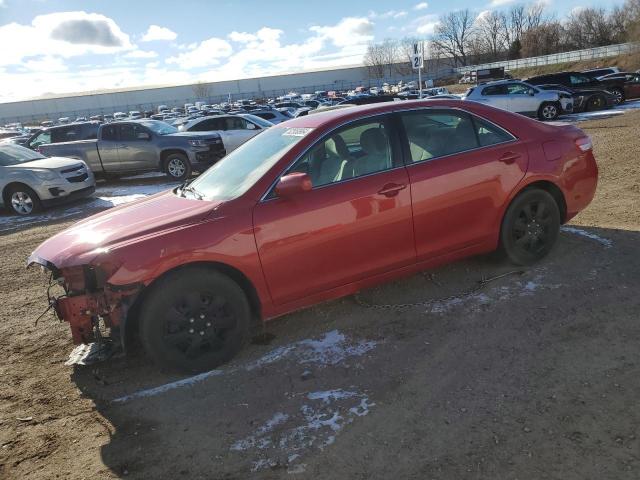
30, 256, 142, 345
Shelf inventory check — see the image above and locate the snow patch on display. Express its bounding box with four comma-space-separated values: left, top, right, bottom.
245, 330, 377, 370
231, 389, 374, 472
426, 274, 563, 314
561, 226, 613, 248
112, 330, 378, 404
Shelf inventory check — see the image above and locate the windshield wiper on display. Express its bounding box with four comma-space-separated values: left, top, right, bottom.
180, 184, 204, 200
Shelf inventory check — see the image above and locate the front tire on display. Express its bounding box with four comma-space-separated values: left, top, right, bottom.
499, 189, 561, 266
139, 267, 251, 373
538, 102, 559, 121
164, 153, 192, 181
6, 185, 42, 215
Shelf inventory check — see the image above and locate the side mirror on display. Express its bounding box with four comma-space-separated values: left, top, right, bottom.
137, 132, 151, 140
275, 172, 312, 199
246, 123, 257, 130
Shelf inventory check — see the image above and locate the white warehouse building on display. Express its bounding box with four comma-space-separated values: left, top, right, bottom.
0, 61, 451, 125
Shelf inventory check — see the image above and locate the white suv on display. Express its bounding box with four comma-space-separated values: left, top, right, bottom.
464, 80, 572, 121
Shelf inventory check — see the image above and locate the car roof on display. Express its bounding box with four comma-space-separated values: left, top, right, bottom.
279, 99, 477, 129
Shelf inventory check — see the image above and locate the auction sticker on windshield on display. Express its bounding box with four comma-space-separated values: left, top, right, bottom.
283, 128, 314, 137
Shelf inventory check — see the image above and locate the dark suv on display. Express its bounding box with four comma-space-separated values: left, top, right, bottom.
525, 71, 631, 105
26, 122, 100, 150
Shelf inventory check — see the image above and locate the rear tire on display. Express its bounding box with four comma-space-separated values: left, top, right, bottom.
586, 95, 606, 112
537, 102, 559, 121
6, 185, 42, 215
610, 87, 625, 105
139, 267, 251, 373
164, 153, 191, 181
499, 189, 561, 266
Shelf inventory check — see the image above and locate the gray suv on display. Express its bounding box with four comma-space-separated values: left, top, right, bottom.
464, 80, 572, 120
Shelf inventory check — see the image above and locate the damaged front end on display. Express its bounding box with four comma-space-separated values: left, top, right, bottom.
29, 255, 143, 362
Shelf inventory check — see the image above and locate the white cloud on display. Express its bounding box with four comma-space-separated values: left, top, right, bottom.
309, 17, 374, 48
489, 0, 516, 6
413, 14, 440, 35
124, 50, 158, 59
414, 2, 429, 10
0, 11, 133, 67
166, 37, 233, 69
373, 10, 408, 20
141, 25, 177, 42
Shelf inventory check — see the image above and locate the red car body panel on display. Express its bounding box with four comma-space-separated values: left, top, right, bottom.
27, 100, 598, 345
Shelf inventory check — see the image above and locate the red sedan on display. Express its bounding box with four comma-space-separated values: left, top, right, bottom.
29, 100, 598, 372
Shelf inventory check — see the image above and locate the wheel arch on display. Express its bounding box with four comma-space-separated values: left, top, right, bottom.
501, 178, 568, 228
123, 260, 262, 348
159, 148, 189, 171
2, 181, 38, 206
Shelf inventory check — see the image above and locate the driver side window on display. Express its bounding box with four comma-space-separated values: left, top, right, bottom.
289, 119, 393, 188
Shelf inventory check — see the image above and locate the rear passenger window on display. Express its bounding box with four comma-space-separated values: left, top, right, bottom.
401, 110, 479, 162
473, 117, 514, 147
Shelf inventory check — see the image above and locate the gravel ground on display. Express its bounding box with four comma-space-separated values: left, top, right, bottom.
1, 111, 639, 479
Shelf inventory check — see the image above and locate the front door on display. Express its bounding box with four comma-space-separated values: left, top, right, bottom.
399, 108, 529, 261
253, 116, 416, 306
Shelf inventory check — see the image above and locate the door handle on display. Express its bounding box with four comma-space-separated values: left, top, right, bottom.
119, 144, 129, 148
499, 152, 521, 164
377, 183, 406, 197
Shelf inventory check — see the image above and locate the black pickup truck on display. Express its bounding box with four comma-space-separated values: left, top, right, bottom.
31, 120, 225, 180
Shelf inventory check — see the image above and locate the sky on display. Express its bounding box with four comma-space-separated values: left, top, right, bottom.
0, 0, 623, 102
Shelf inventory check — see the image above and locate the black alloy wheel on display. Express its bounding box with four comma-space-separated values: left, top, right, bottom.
140, 268, 251, 372
500, 189, 561, 266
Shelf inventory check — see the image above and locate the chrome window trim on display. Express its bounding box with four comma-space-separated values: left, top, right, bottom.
259, 105, 518, 202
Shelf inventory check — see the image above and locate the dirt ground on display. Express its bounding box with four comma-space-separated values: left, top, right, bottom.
1, 111, 640, 479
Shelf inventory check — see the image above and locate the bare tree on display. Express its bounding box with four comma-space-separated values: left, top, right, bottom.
363, 39, 400, 79
431, 9, 475, 66
521, 21, 563, 57
475, 11, 509, 62
192, 82, 211, 99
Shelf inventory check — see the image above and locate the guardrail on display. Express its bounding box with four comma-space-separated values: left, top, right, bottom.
455, 42, 638, 74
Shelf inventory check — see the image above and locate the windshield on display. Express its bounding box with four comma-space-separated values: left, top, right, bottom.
0, 144, 46, 166
187, 126, 312, 201
138, 120, 178, 135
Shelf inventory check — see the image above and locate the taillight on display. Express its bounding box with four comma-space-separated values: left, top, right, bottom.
575, 136, 592, 152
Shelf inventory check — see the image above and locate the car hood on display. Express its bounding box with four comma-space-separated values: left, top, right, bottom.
28, 189, 222, 269
9, 156, 82, 170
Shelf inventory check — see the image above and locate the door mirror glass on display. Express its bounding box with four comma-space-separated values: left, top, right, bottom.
275, 172, 312, 198
246, 122, 257, 130
137, 131, 151, 140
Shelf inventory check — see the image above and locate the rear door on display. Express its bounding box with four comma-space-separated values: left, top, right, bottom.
253, 115, 416, 305
115, 123, 157, 171
399, 108, 529, 260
